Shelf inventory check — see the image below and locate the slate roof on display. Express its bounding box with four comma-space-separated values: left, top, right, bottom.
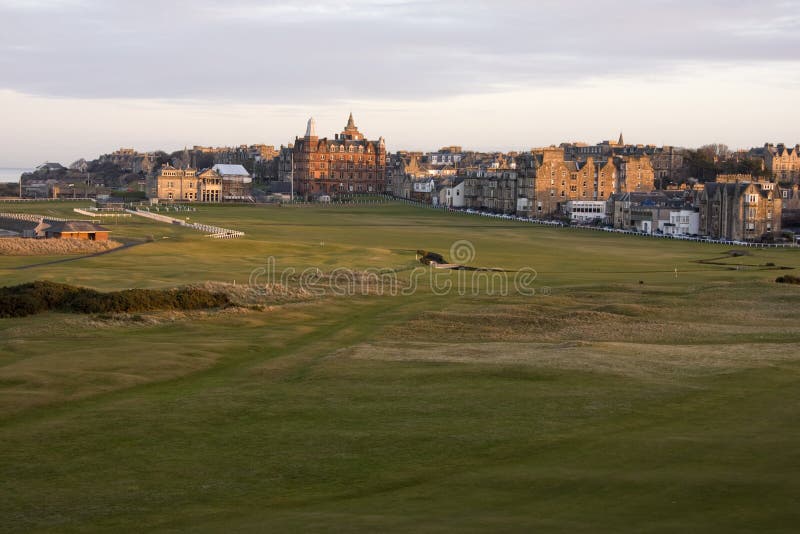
45, 221, 109, 233
211, 164, 250, 176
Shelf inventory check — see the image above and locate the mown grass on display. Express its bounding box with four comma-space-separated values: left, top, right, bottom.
1, 200, 799, 532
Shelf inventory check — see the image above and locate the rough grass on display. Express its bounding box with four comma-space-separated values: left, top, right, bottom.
0, 237, 122, 256
342, 340, 800, 380
190, 280, 315, 306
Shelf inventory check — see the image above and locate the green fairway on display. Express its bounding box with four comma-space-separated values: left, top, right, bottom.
1, 201, 800, 532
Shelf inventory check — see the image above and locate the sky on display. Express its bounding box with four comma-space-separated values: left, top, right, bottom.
1, 0, 799, 167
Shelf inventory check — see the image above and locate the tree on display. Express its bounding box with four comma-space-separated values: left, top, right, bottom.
699, 143, 731, 160
686, 149, 717, 182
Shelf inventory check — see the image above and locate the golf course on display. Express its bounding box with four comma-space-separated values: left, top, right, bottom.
2, 200, 800, 532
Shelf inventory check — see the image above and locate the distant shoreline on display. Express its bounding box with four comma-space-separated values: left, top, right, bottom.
0, 167, 34, 183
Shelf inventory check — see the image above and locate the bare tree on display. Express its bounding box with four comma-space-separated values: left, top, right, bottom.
699, 143, 731, 160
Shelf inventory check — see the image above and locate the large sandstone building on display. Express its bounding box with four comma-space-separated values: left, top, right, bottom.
764, 143, 800, 183
524, 148, 654, 217
292, 114, 386, 199
697, 180, 781, 241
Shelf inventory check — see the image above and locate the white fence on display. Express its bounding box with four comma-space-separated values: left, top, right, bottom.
73, 208, 131, 218
126, 209, 244, 239
0, 212, 82, 223
0, 212, 43, 222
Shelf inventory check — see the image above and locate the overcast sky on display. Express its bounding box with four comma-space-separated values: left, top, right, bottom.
1, 0, 799, 166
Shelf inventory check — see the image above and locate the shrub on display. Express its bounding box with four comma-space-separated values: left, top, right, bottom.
775, 275, 800, 285
0, 281, 230, 318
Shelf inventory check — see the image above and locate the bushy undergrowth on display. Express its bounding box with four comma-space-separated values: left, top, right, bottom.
775, 275, 800, 285
0, 281, 230, 318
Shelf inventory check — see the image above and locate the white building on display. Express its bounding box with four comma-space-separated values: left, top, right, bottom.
565, 201, 607, 223
428, 152, 464, 165
660, 209, 699, 236
412, 178, 435, 194
440, 180, 465, 208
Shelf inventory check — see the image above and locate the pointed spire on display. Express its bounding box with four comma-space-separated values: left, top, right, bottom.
346, 112, 356, 130
618, 132, 624, 145
305, 117, 316, 138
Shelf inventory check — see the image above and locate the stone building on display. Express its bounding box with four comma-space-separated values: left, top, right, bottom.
386, 151, 426, 198
763, 143, 800, 183
149, 164, 198, 202
607, 191, 696, 234
211, 164, 252, 200
428, 147, 464, 166
530, 148, 590, 216
148, 164, 236, 203
649, 146, 686, 186
276, 145, 294, 184
101, 148, 155, 174
697, 181, 781, 241
291, 114, 387, 199
463, 169, 521, 214
196, 169, 222, 202
715, 174, 773, 184
542, 152, 652, 217
528, 148, 627, 217
617, 154, 655, 193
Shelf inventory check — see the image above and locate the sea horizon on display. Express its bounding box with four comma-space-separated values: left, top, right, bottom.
0, 167, 34, 183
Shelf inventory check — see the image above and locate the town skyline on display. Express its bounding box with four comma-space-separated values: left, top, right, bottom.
2, 107, 798, 169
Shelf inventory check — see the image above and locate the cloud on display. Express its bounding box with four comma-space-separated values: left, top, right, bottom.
0, 0, 798, 104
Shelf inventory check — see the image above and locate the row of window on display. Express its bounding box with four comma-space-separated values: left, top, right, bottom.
327, 145, 371, 153
164, 180, 219, 188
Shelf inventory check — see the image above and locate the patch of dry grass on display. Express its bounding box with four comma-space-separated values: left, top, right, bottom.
0, 237, 123, 256
341, 340, 800, 380
191, 270, 401, 307
191, 280, 315, 306
383, 281, 800, 346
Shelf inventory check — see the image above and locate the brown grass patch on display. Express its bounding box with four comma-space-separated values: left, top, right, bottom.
383, 300, 800, 345
342, 340, 800, 380
0, 237, 123, 256
191, 280, 316, 306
